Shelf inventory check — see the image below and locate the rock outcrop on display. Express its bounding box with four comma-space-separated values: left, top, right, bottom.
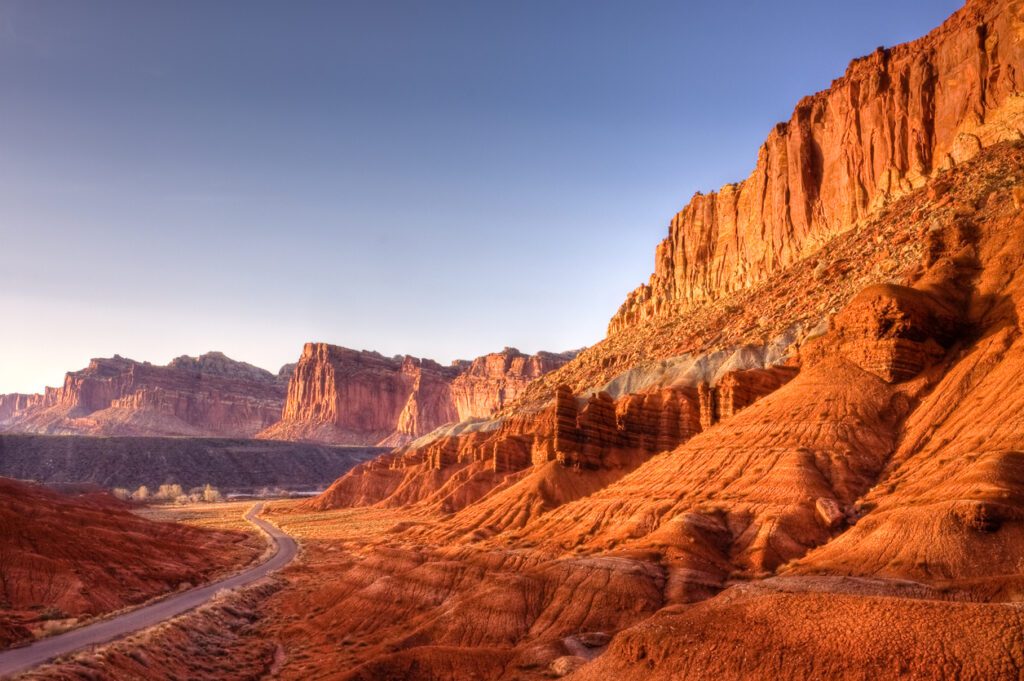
260, 344, 575, 446
0, 352, 289, 438
306, 363, 794, 513
608, 0, 1024, 334
23, 4, 1024, 681
261, 141, 1024, 681
450, 349, 575, 419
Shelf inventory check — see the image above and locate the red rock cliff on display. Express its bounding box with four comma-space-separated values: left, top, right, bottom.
259, 344, 575, 446
449, 347, 578, 419
0, 352, 288, 438
609, 0, 1024, 334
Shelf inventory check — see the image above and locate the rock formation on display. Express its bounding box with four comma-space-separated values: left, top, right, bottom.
608, 0, 1024, 334
449, 350, 574, 419
306, 363, 794, 513
0, 352, 289, 438
258, 140, 1024, 681
260, 344, 575, 446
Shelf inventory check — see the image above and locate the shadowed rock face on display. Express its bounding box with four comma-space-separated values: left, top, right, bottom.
609, 0, 1024, 334
0, 352, 289, 438
0, 434, 382, 493
259, 345, 575, 447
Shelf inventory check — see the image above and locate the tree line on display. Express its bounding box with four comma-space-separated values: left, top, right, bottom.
111, 483, 222, 504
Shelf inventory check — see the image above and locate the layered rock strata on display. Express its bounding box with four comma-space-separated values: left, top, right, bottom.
0, 352, 288, 438
450, 350, 574, 419
307, 362, 795, 512
0, 477, 256, 649
260, 345, 575, 446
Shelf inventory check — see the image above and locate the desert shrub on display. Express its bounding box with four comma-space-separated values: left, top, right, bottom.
40, 606, 67, 621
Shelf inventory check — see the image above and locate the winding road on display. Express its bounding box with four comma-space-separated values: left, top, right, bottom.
0, 503, 297, 679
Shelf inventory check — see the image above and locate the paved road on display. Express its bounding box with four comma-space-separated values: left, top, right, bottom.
0, 503, 297, 679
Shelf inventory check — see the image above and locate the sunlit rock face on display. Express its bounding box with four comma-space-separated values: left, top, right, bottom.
259, 344, 575, 446
0, 352, 288, 437
19, 4, 1024, 681
449, 349, 577, 420
609, 0, 1024, 335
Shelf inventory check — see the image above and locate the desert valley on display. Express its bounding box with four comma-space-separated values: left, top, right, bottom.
3, 0, 1024, 679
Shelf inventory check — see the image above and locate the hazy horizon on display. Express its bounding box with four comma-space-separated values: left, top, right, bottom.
0, 0, 961, 393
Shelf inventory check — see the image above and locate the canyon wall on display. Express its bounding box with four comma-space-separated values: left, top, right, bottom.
0, 352, 288, 438
450, 349, 575, 419
307, 363, 798, 512
609, 0, 1024, 334
259, 344, 576, 447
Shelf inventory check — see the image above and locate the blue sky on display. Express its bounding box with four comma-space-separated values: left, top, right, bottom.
0, 0, 961, 392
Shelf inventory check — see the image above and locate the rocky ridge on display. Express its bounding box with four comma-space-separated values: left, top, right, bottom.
17, 2, 1024, 679
0, 352, 289, 438
259, 345, 576, 447
609, 0, 1024, 334
268, 139, 1024, 681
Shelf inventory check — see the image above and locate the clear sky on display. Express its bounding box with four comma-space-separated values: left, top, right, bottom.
0, 0, 962, 393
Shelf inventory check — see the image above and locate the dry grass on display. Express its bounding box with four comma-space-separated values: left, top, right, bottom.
266, 501, 422, 544
133, 501, 259, 534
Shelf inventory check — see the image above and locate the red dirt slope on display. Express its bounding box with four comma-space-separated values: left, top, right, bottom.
0, 478, 257, 649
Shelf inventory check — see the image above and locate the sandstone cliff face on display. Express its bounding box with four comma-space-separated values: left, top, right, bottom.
609, 0, 1024, 334
449, 349, 577, 420
260, 345, 575, 447
23, 5, 1024, 681
306, 363, 795, 514
0, 352, 288, 438
259, 344, 460, 446
0, 394, 32, 424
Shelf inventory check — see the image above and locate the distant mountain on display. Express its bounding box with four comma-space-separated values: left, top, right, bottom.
0, 352, 290, 438
0, 434, 383, 492
258, 344, 578, 446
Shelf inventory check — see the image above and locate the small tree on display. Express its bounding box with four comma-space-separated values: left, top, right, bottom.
133, 485, 150, 501
111, 488, 131, 501
157, 483, 183, 500
202, 484, 222, 503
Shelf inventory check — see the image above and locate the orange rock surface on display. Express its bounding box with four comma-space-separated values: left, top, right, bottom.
252, 139, 1024, 681
608, 0, 1024, 334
